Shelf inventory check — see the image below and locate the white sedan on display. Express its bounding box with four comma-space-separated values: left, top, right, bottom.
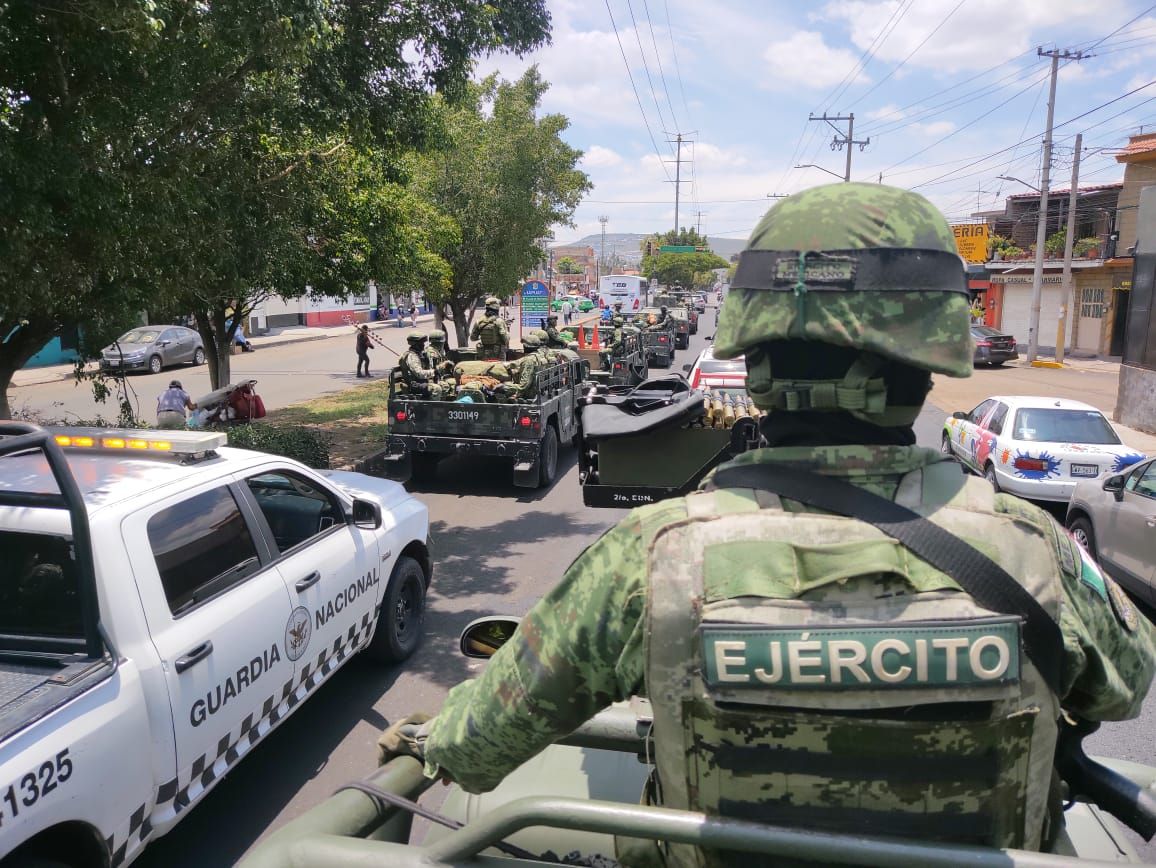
941, 395, 1147, 503
683, 346, 746, 391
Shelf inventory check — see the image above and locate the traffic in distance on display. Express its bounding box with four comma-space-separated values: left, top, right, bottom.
5, 1, 1156, 863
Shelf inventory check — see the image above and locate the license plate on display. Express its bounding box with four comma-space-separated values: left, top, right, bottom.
1070, 463, 1099, 477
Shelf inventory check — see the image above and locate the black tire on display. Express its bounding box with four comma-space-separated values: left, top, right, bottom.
991, 360, 1005, 368
410, 453, 440, 483
940, 432, 954, 456
1068, 515, 1098, 560
538, 424, 559, 488
984, 463, 1001, 492
366, 556, 425, 663
193, 347, 206, 365
148, 354, 163, 375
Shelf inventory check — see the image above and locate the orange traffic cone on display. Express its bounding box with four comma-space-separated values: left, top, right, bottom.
576, 324, 585, 348
590, 323, 600, 348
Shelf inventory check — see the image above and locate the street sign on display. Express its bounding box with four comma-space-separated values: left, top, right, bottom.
520, 280, 550, 329
658, 245, 696, 253
951, 224, 990, 264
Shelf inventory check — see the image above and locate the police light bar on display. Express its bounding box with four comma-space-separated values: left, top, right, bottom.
50, 427, 227, 455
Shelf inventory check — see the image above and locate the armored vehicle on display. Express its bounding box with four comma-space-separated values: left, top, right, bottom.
639, 305, 691, 350
238, 615, 1156, 867
570, 328, 648, 387
382, 348, 587, 489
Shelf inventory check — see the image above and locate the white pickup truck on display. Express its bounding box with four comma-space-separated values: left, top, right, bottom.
0, 424, 431, 868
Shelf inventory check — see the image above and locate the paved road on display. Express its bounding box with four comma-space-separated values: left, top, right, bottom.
129, 313, 1155, 865
7, 328, 406, 424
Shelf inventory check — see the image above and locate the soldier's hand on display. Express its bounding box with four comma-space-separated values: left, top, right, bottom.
377, 712, 434, 766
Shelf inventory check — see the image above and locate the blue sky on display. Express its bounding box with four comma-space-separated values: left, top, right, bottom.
477, 0, 1156, 244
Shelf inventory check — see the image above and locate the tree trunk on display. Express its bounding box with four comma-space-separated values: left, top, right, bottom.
448, 300, 470, 347
193, 307, 234, 390
0, 318, 60, 420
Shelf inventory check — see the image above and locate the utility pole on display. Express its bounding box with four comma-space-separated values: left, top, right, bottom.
598, 215, 609, 278
694, 210, 706, 235
665, 133, 693, 235
808, 113, 870, 182
1027, 46, 1086, 363
1055, 133, 1082, 365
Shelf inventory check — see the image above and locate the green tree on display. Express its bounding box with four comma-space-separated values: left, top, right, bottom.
0, 0, 550, 415
555, 256, 581, 274
413, 68, 590, 346
643, 250, 728, 289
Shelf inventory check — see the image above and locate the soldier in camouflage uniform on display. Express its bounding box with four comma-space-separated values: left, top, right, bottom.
422, 329, 454, 383
470, 296, 509, 360
509, 332, 543, 401
381, 184, 1156, 862
396, 331, 445, 399
599, 310, 626, 371
543, 315, 570, 349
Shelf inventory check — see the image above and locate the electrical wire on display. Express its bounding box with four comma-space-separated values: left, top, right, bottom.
624, 0, 673, 135
1080, 3, 1156, 52
662, 0, 693, 129
848, 0, 970, 110
603, 0, 673, 182
641, 0, 679, 130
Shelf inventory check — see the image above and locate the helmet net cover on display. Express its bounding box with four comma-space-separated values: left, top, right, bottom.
714, 183, 973, 380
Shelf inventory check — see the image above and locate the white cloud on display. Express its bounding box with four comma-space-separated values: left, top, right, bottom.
581, 145, 624, 168
761, 31, 868, 90
915, 120, 956, 136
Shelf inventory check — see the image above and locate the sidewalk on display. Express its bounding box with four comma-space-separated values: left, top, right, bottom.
10, 315, 440, 389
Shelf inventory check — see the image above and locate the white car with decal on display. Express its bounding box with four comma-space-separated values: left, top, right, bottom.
0, 425, 430, 868
941, 395, 1147, 503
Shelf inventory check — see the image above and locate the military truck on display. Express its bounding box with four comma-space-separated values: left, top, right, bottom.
567, 328, 648, 387
239, 614, 1156, 867
382, 348, 587, 489
639, 305, 691, 349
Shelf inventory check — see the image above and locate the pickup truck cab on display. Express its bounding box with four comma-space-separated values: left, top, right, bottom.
0, 424, 431, 868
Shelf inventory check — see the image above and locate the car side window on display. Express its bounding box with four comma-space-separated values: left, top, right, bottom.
968, 399, 994, 424
1131, 463, 1156, 499
0, 531, 82, 637
986, 402, 1009, 435
148, 486, 262, 615
245, 470, 345, 554
159, 328, 176, 342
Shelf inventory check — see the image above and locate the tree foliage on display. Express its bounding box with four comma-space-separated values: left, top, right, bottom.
555, 256, 581, 274
411, 68, 590, 346
0, 0, 550, 414
643, 251, 729, 289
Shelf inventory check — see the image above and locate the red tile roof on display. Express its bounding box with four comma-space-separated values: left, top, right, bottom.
1116, 132, 1156, 161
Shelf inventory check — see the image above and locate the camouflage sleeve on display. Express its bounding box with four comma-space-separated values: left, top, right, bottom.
514, 358, 537, 393
469, 319, 482, 341
1049, 514, 1156, 720
421, 515, 650, 793
497, 318, 509, 341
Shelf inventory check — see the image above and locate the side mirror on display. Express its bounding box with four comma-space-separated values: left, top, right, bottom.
351, 498, 382, 529
1102, 474, 1126, 501
682, 364, 692, 372
459, 616, 521, 658
952, 411, 969, 420
157, 340, 169, 347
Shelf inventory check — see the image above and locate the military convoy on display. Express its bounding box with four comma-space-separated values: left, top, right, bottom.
382, 346, 587, 489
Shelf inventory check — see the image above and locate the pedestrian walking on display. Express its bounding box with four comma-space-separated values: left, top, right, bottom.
561, 298, 573, 325
156, 380, 196, 429
356, 324, 372, 377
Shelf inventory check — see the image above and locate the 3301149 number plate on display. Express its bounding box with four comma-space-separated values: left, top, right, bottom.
1070, 463, 1100, 477
446, 409, 480, 421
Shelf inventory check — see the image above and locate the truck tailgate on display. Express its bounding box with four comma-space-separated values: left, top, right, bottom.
391, 400, 524, 437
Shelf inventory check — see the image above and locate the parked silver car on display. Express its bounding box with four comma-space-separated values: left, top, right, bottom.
1066, 456, 1156, 604
100, 326, 205, 375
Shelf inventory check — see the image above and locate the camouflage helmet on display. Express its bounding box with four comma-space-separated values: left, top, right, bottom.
484, 296, 501, 310
531, 328, 550, 342
546, 314, 558, 324
714, 183, 972, 425
405, 330, 427, 347
522, 332, 542, 348
427, 329, 446, 345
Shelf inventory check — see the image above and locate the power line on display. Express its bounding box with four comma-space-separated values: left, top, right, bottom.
624, 0, 672, 134
848, 0, 969, 109
662, 0, 693, 128
1080, 2, 1156, 51
641, 0, 678, 129
603, 0, 672, 182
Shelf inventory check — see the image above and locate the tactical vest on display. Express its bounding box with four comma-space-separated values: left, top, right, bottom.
640, 461, 1063, 867
476, 315, 501, 345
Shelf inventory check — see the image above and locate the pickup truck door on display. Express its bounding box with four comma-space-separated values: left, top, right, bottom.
239, 469, 381, 690
128, 482, 295, 816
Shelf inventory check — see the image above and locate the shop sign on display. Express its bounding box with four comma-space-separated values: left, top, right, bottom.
951, 224, 990, 264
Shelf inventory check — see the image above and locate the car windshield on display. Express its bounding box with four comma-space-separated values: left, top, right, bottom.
116, 330, 159, 344
1012, 408, 1120, 445
971, 326, 1003, 337
699, 359, 746, 374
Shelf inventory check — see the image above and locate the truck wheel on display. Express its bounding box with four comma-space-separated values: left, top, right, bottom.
366, 556, 425, 663
411, 453, 440, 483
538, 425, 559, 488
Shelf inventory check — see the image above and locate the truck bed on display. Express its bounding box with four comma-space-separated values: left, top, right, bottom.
0, 652, 114, 744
